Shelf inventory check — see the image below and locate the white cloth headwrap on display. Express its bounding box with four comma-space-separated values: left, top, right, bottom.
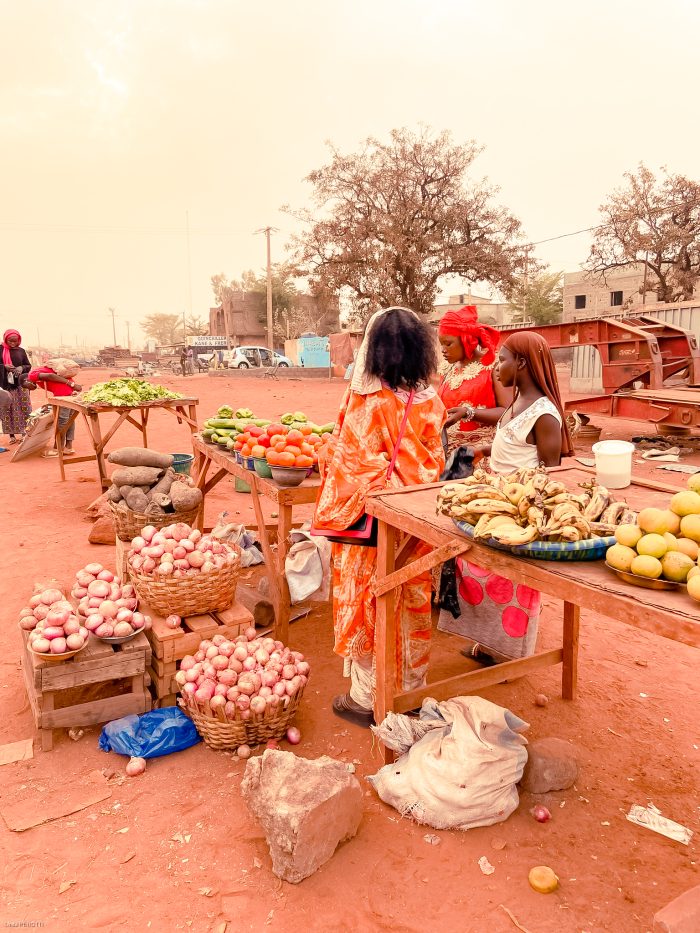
349, 306, 421, 395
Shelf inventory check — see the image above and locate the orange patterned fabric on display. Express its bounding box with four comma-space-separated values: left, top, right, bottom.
314, 386, 445, 689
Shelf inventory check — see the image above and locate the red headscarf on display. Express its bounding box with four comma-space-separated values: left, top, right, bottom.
2, 330, 21, 367
438, 306, 499, 366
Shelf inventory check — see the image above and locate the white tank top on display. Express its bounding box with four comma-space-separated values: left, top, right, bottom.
490, 397, 562, 475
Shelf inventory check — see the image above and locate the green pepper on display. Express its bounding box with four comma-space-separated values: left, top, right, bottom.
217, 405, 234, 418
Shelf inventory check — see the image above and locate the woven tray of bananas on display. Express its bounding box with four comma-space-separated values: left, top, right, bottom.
436, 467, 637, 561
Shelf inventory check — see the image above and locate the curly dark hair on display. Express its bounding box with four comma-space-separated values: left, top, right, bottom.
364, 308, 437, 390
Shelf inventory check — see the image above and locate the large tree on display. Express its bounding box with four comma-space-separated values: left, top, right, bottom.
285, 127, 526, 318
587, 164, 700, 302
211, 267, 298, 325
507, 270, 563, 325
141, 313, 184, 346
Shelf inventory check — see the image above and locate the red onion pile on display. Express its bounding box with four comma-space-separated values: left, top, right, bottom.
19, 589, 89, 655
71, 563, 150, 640
128, 523, 237, 578
176, 628, 310, 724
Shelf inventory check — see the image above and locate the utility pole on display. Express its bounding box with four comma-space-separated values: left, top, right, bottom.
255, 226, 278, 352
126, 321, 131, 352
522, 247, 530, 323
185, 210, 193, 318
642, 251, 649, 306
108, 307, 117, 346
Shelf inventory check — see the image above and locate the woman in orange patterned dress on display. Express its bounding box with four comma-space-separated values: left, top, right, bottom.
313, 307, 446, 726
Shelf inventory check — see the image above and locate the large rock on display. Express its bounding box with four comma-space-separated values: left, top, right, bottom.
241, 750, 363, 883
654, 885, 700, 932
88, 513, 116, 545
520, 737, 578, 794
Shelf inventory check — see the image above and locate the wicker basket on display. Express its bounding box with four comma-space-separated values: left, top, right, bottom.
110, 502, 200, 542
128, 549, 240, 616
179, 689, 305, 750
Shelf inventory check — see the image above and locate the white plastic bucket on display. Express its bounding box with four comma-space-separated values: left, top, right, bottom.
592, 440, 634, 489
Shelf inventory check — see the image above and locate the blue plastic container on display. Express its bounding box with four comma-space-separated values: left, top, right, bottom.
171, 453, 194, 475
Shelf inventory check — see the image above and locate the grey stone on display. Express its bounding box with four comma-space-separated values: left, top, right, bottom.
241, 750, 363, 883
520, 737, 578, 794
654, 885, 700, 932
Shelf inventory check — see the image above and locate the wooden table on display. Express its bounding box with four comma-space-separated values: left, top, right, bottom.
49, 397, 199, 488
192, 436, 321, 641
366, 466, 700, 756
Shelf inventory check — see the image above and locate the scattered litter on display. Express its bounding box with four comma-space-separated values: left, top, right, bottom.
199, 887, 214, 897
601, 821, 610, 826
639, 693, 649, 698
120, 852, 136, 864
115, 827, 129, 834
559, 801, 566, 809
0, 770, 111, 832
58, 880, 77, 895
663, 718, 670, 724
490, 837, 507, 851
423, 833, 440, 845
253, 858, 262, 869
346, 763, 356, 773
499, 904, 534, 933
634, 659, 648, 668
68, 728, 84, 742
0, 738, 33, 766
265, 910, 275, 925
171, 832, 192, 844
478, 856, 495, 875
578, 796, 590, 803
626, 804, 693, 845
607, 727, 624, 738
657, 463, 700, 475
575, 457, 595, 468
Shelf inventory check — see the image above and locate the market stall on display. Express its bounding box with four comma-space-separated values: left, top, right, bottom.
193, 435, 320, 641
366, 466, 700, 759
49, 395, 199, 488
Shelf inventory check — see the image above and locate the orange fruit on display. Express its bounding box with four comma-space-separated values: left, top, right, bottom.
277, 452, 295, 467
300, 442, 314, 457
284, 445, 302, 457
269, 434, 286, 447
295, 455, 313, 468
300, 424, 313, 436
251, 444, 266, 459
266, 449, 279, 464
286, 429, 304, 445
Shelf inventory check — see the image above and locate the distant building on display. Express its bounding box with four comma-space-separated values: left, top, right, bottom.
209, 291, 339, 349
430, 291, 515, 326
563, 265, 648, 321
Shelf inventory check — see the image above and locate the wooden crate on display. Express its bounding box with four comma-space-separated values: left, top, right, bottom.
115, 536, 130, 582
21, 632, 152, 751
145, 601, 254, 707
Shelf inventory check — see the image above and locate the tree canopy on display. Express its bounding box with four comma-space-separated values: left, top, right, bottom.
141, 313, 184, 346
507, 270, 563, 325
587, 164, 700, 302
285, 127, 526, 318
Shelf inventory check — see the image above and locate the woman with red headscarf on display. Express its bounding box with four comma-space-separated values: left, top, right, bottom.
437, 306, 510, 450
0, 330, 32, 443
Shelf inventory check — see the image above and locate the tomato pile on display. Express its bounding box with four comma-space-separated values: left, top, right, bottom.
235, 422, 331, 469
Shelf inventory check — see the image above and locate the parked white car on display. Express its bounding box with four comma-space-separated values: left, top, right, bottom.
226, 346, 292, 369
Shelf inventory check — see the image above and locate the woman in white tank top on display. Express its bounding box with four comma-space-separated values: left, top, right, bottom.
438, 332, 573, 665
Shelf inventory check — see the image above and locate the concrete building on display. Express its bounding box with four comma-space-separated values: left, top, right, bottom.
563, 265, 648, 321
209, 291, 339, 349
430, 291, 514, 326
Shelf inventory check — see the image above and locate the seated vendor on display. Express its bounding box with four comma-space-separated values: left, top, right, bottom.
28, 358, 82, 458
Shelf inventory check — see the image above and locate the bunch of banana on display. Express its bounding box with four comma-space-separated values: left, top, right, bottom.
437, 465, 637, 547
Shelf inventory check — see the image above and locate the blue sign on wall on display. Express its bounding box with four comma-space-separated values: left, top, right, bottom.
298, 336, 330, 368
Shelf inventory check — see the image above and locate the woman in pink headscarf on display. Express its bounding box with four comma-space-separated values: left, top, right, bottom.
1, 330, 32, 443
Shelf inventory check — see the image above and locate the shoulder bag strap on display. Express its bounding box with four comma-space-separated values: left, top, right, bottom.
386, 390, 415, 480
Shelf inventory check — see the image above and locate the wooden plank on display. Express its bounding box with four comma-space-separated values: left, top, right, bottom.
395, 648, 564, 712
39, 655, 146, 691
184, 613, 218, 633
10, 411, 55, 462
374, 522, 397, 744
274, 504, 294, 643
41, 690, 150, 730
372, 538, 471, 597
215, 602, 254, 629
562, 602, 580, 700
151, 656, 177, 679
147, 666, 178, 699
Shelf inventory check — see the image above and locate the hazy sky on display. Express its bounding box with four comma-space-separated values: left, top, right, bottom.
2, 0, 699, 348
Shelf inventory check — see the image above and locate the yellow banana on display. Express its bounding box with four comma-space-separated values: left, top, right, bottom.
503, 482, 526, 504
466, 499, 520, 516
584, 487, 610, 521
557, 525, 581, 542
491, 524, 538, 546
544, 481, 568, 497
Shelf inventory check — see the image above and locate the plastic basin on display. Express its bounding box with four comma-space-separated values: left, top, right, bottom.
171, 453, 195, 475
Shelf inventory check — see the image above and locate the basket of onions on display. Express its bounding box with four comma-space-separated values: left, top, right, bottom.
176, 629, 309, 750
19, 589, 90, 661
127, 523, 240, 617
71, 563, 150, 642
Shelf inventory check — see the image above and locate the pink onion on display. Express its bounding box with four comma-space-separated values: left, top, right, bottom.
73, 586, 88, 599
236, 744, 251, 759
46, 607, 70, 626
88, 580, 110, 598
126, 757, 146, 777
245, 626, 257, 642
165, 614, 181, 629
233, 645, 248, 662
226, 686, 240, 702
224, 701, 237, 719
180, 655, 196, 671
130, 612, 145, 630
214, 683, 228, 696
131, 536, 146, 552
250, 696, 267, 716
201, 561, 215, 573
99, 600, 119, 619
237, 676, 256, 696
254, 648, 270, 665
116, 608, 134, 623
282, 664, 296, 681
187, 550, 205, 568
41, 588, 64, 605
273, 682, 287, 698
95, 623, 114, 638
175, 671, 187, 686
296, 661, 310, 677
236, 694, 251, 711
212, 656, 229, 671
242, 657, 256, 672
113, 622, 134, 638
182, 682, 196, 696
19, 616, 37, 631
141, 557, 156, 573
66, 633, 85, 651
532, 805, 551, 823
50, 637, 68, 654
189, 529, 202, 543
85, 562, 103, 575
63, 619, 81, 636
32, 637, 52, 654
261, 671, 278, 688
265, 740, 279, 751
33, 604, 50, 621
42, 626, 65, 640
258, 686, 272, 699
286, 727, 301, 745
194, 649, 205, 663
97, 569, 115, 583
217, 669, 236, 687
228, 658, 244, 674
210, 694, 226, 712
141, 525, 157, 543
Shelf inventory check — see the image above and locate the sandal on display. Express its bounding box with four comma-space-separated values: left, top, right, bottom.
43, 450, 59, 458
8, 436, 20, 445
63, 449, 76, 456
332, 694, 374, 728
460, 644, 500, 666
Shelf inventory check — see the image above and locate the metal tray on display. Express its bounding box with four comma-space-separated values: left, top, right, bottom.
604, 562, 686, 591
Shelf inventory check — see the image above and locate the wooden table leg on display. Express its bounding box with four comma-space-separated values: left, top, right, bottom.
274, 504, 293, 644
52, 405, 66, 480
89, 412, 109, 488
247, 479, 282, 628
374, 521, 397, 763
141, 407, 149, 448
41, 692, 54, 751
562, 601, 580, 700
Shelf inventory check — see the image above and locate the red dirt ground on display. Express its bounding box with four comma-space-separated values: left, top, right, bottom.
1, 369, 698, 933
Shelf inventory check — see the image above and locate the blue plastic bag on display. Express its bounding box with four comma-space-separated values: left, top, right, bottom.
98, 708, 200, 759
